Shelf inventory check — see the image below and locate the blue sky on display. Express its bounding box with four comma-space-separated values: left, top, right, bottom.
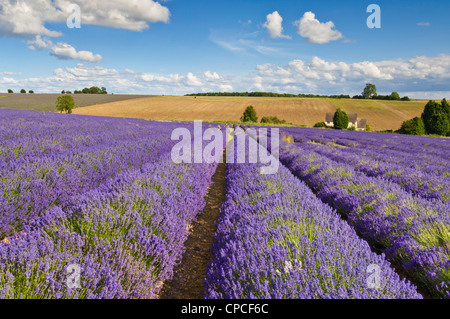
0, 0, 449, 98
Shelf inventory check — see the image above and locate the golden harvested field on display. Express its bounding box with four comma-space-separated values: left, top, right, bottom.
73, 96, 428, 131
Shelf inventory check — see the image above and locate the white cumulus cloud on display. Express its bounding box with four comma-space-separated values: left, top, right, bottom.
263, 11, 291, 39
250, 54, 450, 96
28, 35, 102, 62
294, 11, 343, 44
0, 0, 171, 37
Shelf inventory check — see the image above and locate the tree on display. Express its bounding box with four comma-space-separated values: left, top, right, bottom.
100, 87, 107, 94
333, 108, 349, 130
430, 112, 449, 136
362, 83, 377, 99
20, 89, 26, 94
366, 123, 372, 132
442, 98, 450, 122
398, 117, 425, 136
401, 96, 411, 101
7, 89, 13, 93
240, 106, 258, 123
421, 100, 449, 135
56, 95, 75, 114
61, 90, 66, 94
390, 92, 401, 100
28, 90, 34, 94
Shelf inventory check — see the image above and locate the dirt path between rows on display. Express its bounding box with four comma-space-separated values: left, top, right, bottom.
160, 161, 227, 299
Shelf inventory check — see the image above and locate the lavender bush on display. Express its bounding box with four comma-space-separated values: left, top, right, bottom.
205, 139, 421, 299
276, 131, 449, 298
0, 110, 219, 298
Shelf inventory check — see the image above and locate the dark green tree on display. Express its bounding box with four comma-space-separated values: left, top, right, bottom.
333, 108, 349, 130
28, 90, 34, 94
430, 112, 449, 136
442, 98, 450, 121
362, 83, 377, 99
89, 86, 101, 94
421, 100, 449, 135
7, 89, 13, 93
398, 117, 426, 136
390, 92, 401, 100
56, 95, 75, 114
20, 89, 26, 94
240, 106, 258, 123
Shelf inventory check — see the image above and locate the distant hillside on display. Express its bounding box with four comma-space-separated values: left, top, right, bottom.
0, 93, 154, 112
73, 95, 428, 131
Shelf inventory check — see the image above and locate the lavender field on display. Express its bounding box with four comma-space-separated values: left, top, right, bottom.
0, 109, 448, 299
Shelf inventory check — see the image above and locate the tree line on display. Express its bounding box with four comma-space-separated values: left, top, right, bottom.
7, 86, 107, 95
69, 86, 108, 94
7, 89, 34, 94
186, 92, 351, 99
185, 84, 410, 101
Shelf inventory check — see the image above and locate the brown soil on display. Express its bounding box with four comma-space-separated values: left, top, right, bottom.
159, 161, 226, 299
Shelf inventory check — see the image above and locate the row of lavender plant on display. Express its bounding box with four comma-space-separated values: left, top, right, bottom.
204, 136, 421, 299
0, 110, 222, 298
0, 110, 173, 166
0, 155, 217, 298
289, 141, 449, 201
281, 128, 450, 175
282, 127, 450, 161
277, 141, 449, 298
0, 118, 177, 238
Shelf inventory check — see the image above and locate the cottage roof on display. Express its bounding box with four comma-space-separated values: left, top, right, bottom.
326, 112, 358, 123
347, 113, 358, 123
325, 112, 334, 122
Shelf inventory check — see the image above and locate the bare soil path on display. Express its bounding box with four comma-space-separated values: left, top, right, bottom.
160, 161, 227, 299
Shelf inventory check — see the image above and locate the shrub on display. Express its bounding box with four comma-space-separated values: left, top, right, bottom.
313, 122, 326, 128
55, 95, 75, 114
28, 90, 34, 94
366, 123, 372, 132
240, 106, 258, 123
398, 117, 426, 136
401, 96, 411, 101
333, 108, 349, 130
20, 89, 26, 94
261, 116, 286, 124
